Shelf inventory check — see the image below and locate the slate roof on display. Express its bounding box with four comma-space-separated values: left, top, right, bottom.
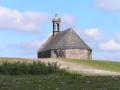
38, 28, 92, 52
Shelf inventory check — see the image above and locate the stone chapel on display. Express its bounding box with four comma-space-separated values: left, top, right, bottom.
38, 14, 92, 60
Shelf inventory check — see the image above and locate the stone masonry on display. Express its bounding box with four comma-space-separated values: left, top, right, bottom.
38, 49, 92, 60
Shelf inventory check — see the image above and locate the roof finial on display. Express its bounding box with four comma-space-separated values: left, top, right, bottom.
55, 14, 58, 18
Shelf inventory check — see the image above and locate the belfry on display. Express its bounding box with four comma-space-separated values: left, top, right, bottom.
52, 14, 61, 36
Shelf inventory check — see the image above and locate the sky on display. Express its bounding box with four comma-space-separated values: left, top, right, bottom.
0, 0, 120, 61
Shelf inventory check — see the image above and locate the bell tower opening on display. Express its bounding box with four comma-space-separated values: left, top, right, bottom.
52, 14, 61, 36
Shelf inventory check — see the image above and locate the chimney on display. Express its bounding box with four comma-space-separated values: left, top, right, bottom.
52, 14, 61, 36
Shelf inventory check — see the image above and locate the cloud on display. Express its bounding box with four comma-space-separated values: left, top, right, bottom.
20, 39, 42, 49
0, 5, 51, 33
20, 37, 48, 55
76, 28, 106, 42
99, 40, 120, 51
61, 14, 76, 27
94, 0, 120, 11
19, 39, 47, 55
114, 33, 120, 43
94, 52, 120, 61
6, 39, 45, 56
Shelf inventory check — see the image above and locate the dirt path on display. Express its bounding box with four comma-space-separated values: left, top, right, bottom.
37, 58, 120, 75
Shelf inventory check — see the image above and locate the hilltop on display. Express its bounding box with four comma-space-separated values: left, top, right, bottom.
0, 58, 120, 75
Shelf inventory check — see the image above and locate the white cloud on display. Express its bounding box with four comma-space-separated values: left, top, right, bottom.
94, 0, 120, 11
114, 33, 120, 43
6, 39, 46, 56
20, 39, 43, 49
99, 40, 120, 51
77, 28, 106, 42
19, 38, 48, 55
84, 28, 105, 41
61, 14, 76, 27
0, 5, 51, 33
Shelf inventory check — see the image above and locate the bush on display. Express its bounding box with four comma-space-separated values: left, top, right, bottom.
0, 61, 65, 75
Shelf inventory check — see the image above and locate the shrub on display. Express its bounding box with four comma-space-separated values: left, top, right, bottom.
0, 61, 65, 75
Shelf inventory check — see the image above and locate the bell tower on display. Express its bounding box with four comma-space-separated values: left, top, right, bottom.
52, 14, 61, 36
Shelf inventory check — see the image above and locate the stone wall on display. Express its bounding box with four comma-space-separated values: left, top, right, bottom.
50, 49, 92, 60
88, 50, 92, 60
38, 49, 92, 60
65, 49, 92, 60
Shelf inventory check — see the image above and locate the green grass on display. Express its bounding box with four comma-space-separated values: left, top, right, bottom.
0, 74, 120, 90
1, 57, 120, 73
0, 57, 33, 64
0, 58, 120, 89
60, 58, 120, 73
0, 61, 65, 75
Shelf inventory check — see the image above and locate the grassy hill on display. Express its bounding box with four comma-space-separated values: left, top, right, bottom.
0, 58, 120, 73
60, 58, 120, 73
0, 58, 120, 89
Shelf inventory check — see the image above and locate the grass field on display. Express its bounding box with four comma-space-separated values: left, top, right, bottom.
0, 58, 120, 89
0, 73, 120, 90
60, 58, 120, 73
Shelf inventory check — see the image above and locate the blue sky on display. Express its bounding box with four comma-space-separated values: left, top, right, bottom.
0, 0, 120, 61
